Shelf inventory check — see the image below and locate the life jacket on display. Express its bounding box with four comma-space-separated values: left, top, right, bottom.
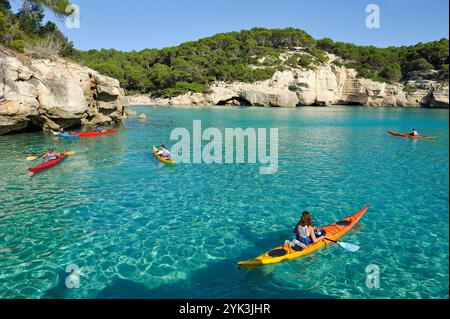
294, 222, 313, 245
160, 148, 171, 157
45, 152, 58, 161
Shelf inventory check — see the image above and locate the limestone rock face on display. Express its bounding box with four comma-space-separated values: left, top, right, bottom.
167, 72, 300, 108
291, 66, 338, 105
1, 55, 39, 134
169, 92, 209, 106
327, 66, 411, 107
0, 49, 124, 135
240, 87, 299, 107
208, 87, 238, 105
430, 83, 450, 108
157, 52, 448, 109
30, 59, 89, 121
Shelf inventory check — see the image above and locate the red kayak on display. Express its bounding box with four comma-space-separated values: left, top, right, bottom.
28, 154, 67, 173
70, 130, 118, 137
387, 130, 436, 140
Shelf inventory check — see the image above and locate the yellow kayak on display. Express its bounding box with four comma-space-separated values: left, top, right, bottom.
238, 206, 369, 269
152, 146, 175, 165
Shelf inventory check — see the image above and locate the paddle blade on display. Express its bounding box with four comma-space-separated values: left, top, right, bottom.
26, 156, 38, 161
339, 242, 360, 252
64, 151, 75, 156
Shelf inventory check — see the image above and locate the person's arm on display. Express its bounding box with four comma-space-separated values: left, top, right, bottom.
309, 226, 324, 243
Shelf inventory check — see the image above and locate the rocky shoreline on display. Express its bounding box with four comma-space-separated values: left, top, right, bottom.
0, 47, 125, 135
1, 47, 448, 135
125, 52, 449, 109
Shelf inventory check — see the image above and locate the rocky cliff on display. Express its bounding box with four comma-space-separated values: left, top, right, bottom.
0, 47, 125, 135
130, 51, 448, 109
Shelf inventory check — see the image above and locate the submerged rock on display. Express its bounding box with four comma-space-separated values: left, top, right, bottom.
125, 108, 137, 116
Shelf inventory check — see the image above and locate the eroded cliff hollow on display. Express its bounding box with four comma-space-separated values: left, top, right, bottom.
0, 47, 124, 135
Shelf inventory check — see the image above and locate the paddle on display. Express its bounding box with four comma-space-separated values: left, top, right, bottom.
26, 153, 46, 161
323, 238, 360, 252
63, 151, 75, 156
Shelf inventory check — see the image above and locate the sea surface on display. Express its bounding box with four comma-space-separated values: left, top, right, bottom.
0, 106, 448, 299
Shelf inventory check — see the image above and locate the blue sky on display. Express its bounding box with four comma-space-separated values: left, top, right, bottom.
12, 0, 450, 51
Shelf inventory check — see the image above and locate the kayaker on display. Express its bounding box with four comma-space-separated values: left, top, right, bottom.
43, 148, 60, 162
291, 211, 324, 247
410, 129, 419, 136
94, 125, 103, 133
58, 127, 65, 134
157, 145, 171, 158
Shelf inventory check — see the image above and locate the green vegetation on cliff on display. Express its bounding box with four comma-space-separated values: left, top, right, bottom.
71, 28, 448, 97
318, 37, 449, 83
0, 0, 73, 57
71, 28, 316, 96
1, 1, 448, 98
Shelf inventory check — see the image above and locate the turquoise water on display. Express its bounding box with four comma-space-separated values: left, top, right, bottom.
0, 106, 448, 299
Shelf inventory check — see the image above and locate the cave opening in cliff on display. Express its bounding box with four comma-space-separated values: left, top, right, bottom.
21, 117, 43, 134
343, 101, 364, 106
311, 101, 327, 107
216, 97, 252, 106
99, 109, 117, 117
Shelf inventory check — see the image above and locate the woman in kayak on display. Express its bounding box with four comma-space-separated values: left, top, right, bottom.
292, 211, 324, 247
410, 128, 419, 136
157, 145, 171, 158
43, 148, 60, 162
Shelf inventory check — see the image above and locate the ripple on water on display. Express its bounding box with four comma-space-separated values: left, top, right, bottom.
0, 106, 448, 299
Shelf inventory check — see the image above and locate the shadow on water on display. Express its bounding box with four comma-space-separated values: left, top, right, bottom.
41, 228, 332, 299
41, 270, 70, 299
92, 228, 332, 299
41, 225, 350, 299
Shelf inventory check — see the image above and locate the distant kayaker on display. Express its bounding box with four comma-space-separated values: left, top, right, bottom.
94, 125, 103, 132
43, 148, 60, 162
290, 211, 324, 247
157, 145, 171, 158
410, 129, 419, 136
58, 127, 65, 134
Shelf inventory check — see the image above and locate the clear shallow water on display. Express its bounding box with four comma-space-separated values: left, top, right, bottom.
0, 106, 448, 299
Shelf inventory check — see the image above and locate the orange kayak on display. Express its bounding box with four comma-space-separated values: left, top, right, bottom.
387, 130, 436, 140
238, 206, 369, 269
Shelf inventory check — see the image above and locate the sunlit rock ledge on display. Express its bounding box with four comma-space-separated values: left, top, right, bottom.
0, 47, 125, 135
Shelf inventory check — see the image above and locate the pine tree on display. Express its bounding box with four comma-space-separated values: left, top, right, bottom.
0, 0, 11, 12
